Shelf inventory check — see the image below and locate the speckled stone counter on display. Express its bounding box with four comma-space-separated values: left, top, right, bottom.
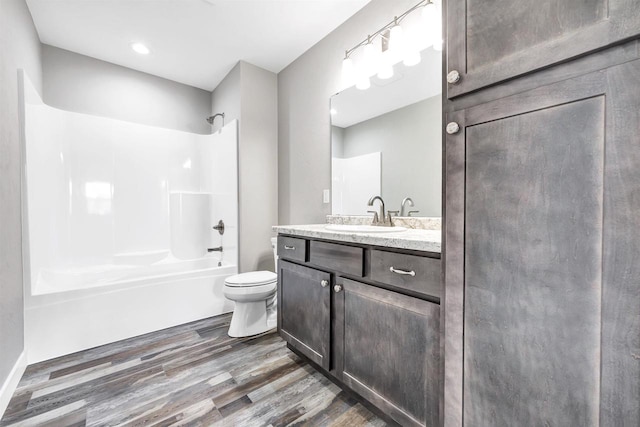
326, 215, 441, 230
272, 224, 441, 253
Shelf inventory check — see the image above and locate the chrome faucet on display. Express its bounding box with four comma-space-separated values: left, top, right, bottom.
400, 197, 414, 217
368, 195, 393, 226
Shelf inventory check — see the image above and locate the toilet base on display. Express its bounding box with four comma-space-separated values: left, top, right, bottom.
228, 300, 276, 337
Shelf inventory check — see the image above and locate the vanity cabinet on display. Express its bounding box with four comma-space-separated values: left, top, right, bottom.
278, 260, 331, 370
337, 278, 440, 427
277, 235, 441, 426
445, 0, 640, 98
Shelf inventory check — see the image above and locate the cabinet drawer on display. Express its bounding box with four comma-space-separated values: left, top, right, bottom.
370, 250, 441, 299
277, 236, 307, 262
310, 241, 364, 277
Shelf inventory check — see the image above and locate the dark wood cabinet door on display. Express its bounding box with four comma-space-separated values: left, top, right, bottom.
278, 260, 331, 370
446, 0, 640, 98
337, 278, 440, 427
444, 60, 640, 426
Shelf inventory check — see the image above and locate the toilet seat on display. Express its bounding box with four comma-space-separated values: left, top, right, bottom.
225, 271, 277, 287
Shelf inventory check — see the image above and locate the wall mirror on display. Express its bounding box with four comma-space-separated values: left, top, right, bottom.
331, 47, 442, 218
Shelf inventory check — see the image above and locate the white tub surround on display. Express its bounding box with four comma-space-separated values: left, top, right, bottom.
272, 224, 441, 253
20, 72, 239, 362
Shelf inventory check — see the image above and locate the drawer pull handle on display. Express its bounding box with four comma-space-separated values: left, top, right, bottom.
390, 266, 416, 277
334, 284, 343, 293
284, 245, 295, 250
321, 280, 329, 288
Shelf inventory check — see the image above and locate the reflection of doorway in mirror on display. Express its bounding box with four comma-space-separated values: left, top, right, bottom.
332, 152, 381, 215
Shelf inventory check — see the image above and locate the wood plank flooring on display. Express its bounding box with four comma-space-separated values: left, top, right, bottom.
1, 314, 387, 426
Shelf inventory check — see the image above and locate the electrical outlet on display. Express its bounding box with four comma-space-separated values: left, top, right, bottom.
323, 189, 330, 204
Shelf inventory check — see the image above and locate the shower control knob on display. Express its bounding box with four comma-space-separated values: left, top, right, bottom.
212, 219, 225, 235
447, 70, 461, 84
446, 122, 461, 135
321, 280, 329, 288
334, 284, 343, 293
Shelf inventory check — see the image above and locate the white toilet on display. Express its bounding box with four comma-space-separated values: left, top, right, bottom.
223, 237, 278, 337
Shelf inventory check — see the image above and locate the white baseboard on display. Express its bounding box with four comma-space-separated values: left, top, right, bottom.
0, 351, 27, 419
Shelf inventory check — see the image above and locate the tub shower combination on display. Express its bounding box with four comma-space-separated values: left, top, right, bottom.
20, 72, 239, 362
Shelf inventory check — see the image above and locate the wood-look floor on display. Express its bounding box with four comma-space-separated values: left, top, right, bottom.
1, 314, 386, 427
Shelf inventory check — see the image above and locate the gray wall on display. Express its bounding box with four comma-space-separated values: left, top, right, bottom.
212, 61, 278, 272
42, 45, 212, 134
278, 0, 419, 224
337, 95, 442, 216
0, 0, 42, 394
211, 62, 241, 131
240, 63, 278, 272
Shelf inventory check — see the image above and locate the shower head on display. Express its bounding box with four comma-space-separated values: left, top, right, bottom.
206, 112, 225, 126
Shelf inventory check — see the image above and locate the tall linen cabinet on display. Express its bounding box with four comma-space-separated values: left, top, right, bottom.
443, 1, 640, 425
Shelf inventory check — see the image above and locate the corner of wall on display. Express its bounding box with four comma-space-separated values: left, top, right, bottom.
0, 352, 26, 421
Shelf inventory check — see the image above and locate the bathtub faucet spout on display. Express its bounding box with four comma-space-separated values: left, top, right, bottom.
208, 246, 223, 252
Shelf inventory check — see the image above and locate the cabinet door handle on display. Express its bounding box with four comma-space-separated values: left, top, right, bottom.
390, 266, 416, 277
320, 280, 329, 288
284, 245, 295, 250
334, 284, 343, 293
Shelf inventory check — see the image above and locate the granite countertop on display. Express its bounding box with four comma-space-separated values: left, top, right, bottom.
272, 224, 441, 253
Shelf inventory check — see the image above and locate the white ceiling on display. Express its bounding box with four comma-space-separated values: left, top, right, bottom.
26, 0, 371, 91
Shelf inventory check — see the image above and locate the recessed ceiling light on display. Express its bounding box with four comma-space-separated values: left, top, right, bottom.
131, 42, 150, 55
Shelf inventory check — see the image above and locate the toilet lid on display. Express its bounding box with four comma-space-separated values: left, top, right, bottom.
225, 271, 277, 287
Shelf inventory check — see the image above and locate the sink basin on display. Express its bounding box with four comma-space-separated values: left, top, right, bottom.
325, 224, 407, 233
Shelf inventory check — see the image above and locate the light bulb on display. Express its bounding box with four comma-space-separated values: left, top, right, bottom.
363, 40, 380, 76
389, 24, 405, 59
376, 51, 393, 79
422, 2, 438, 29
403, 50, 421, 67
341, 56, 355, 88
356, 72, 370, 90
428, 0, 443, 49
377, 63, 394, 79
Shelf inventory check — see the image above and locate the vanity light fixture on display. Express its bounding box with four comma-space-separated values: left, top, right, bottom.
340, 0, 440, 90
377, 52, 394, 79
388, 18, 405, 59
422, 1, 438, 36
363, 36, 380, 75
341, 54, 356, 88
355, 35, 380, 90
403, 50, 422, 67
131, 42, 150, 55
355, 72, 371, 90
426, 0, 443, 51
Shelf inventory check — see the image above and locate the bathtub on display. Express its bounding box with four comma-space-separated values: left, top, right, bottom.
25, 258, 237, 363
20, 72, 241, 364
33, 254, 228, 295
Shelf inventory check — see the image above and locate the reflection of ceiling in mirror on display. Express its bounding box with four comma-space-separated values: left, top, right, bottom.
331, 47, 441, 128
